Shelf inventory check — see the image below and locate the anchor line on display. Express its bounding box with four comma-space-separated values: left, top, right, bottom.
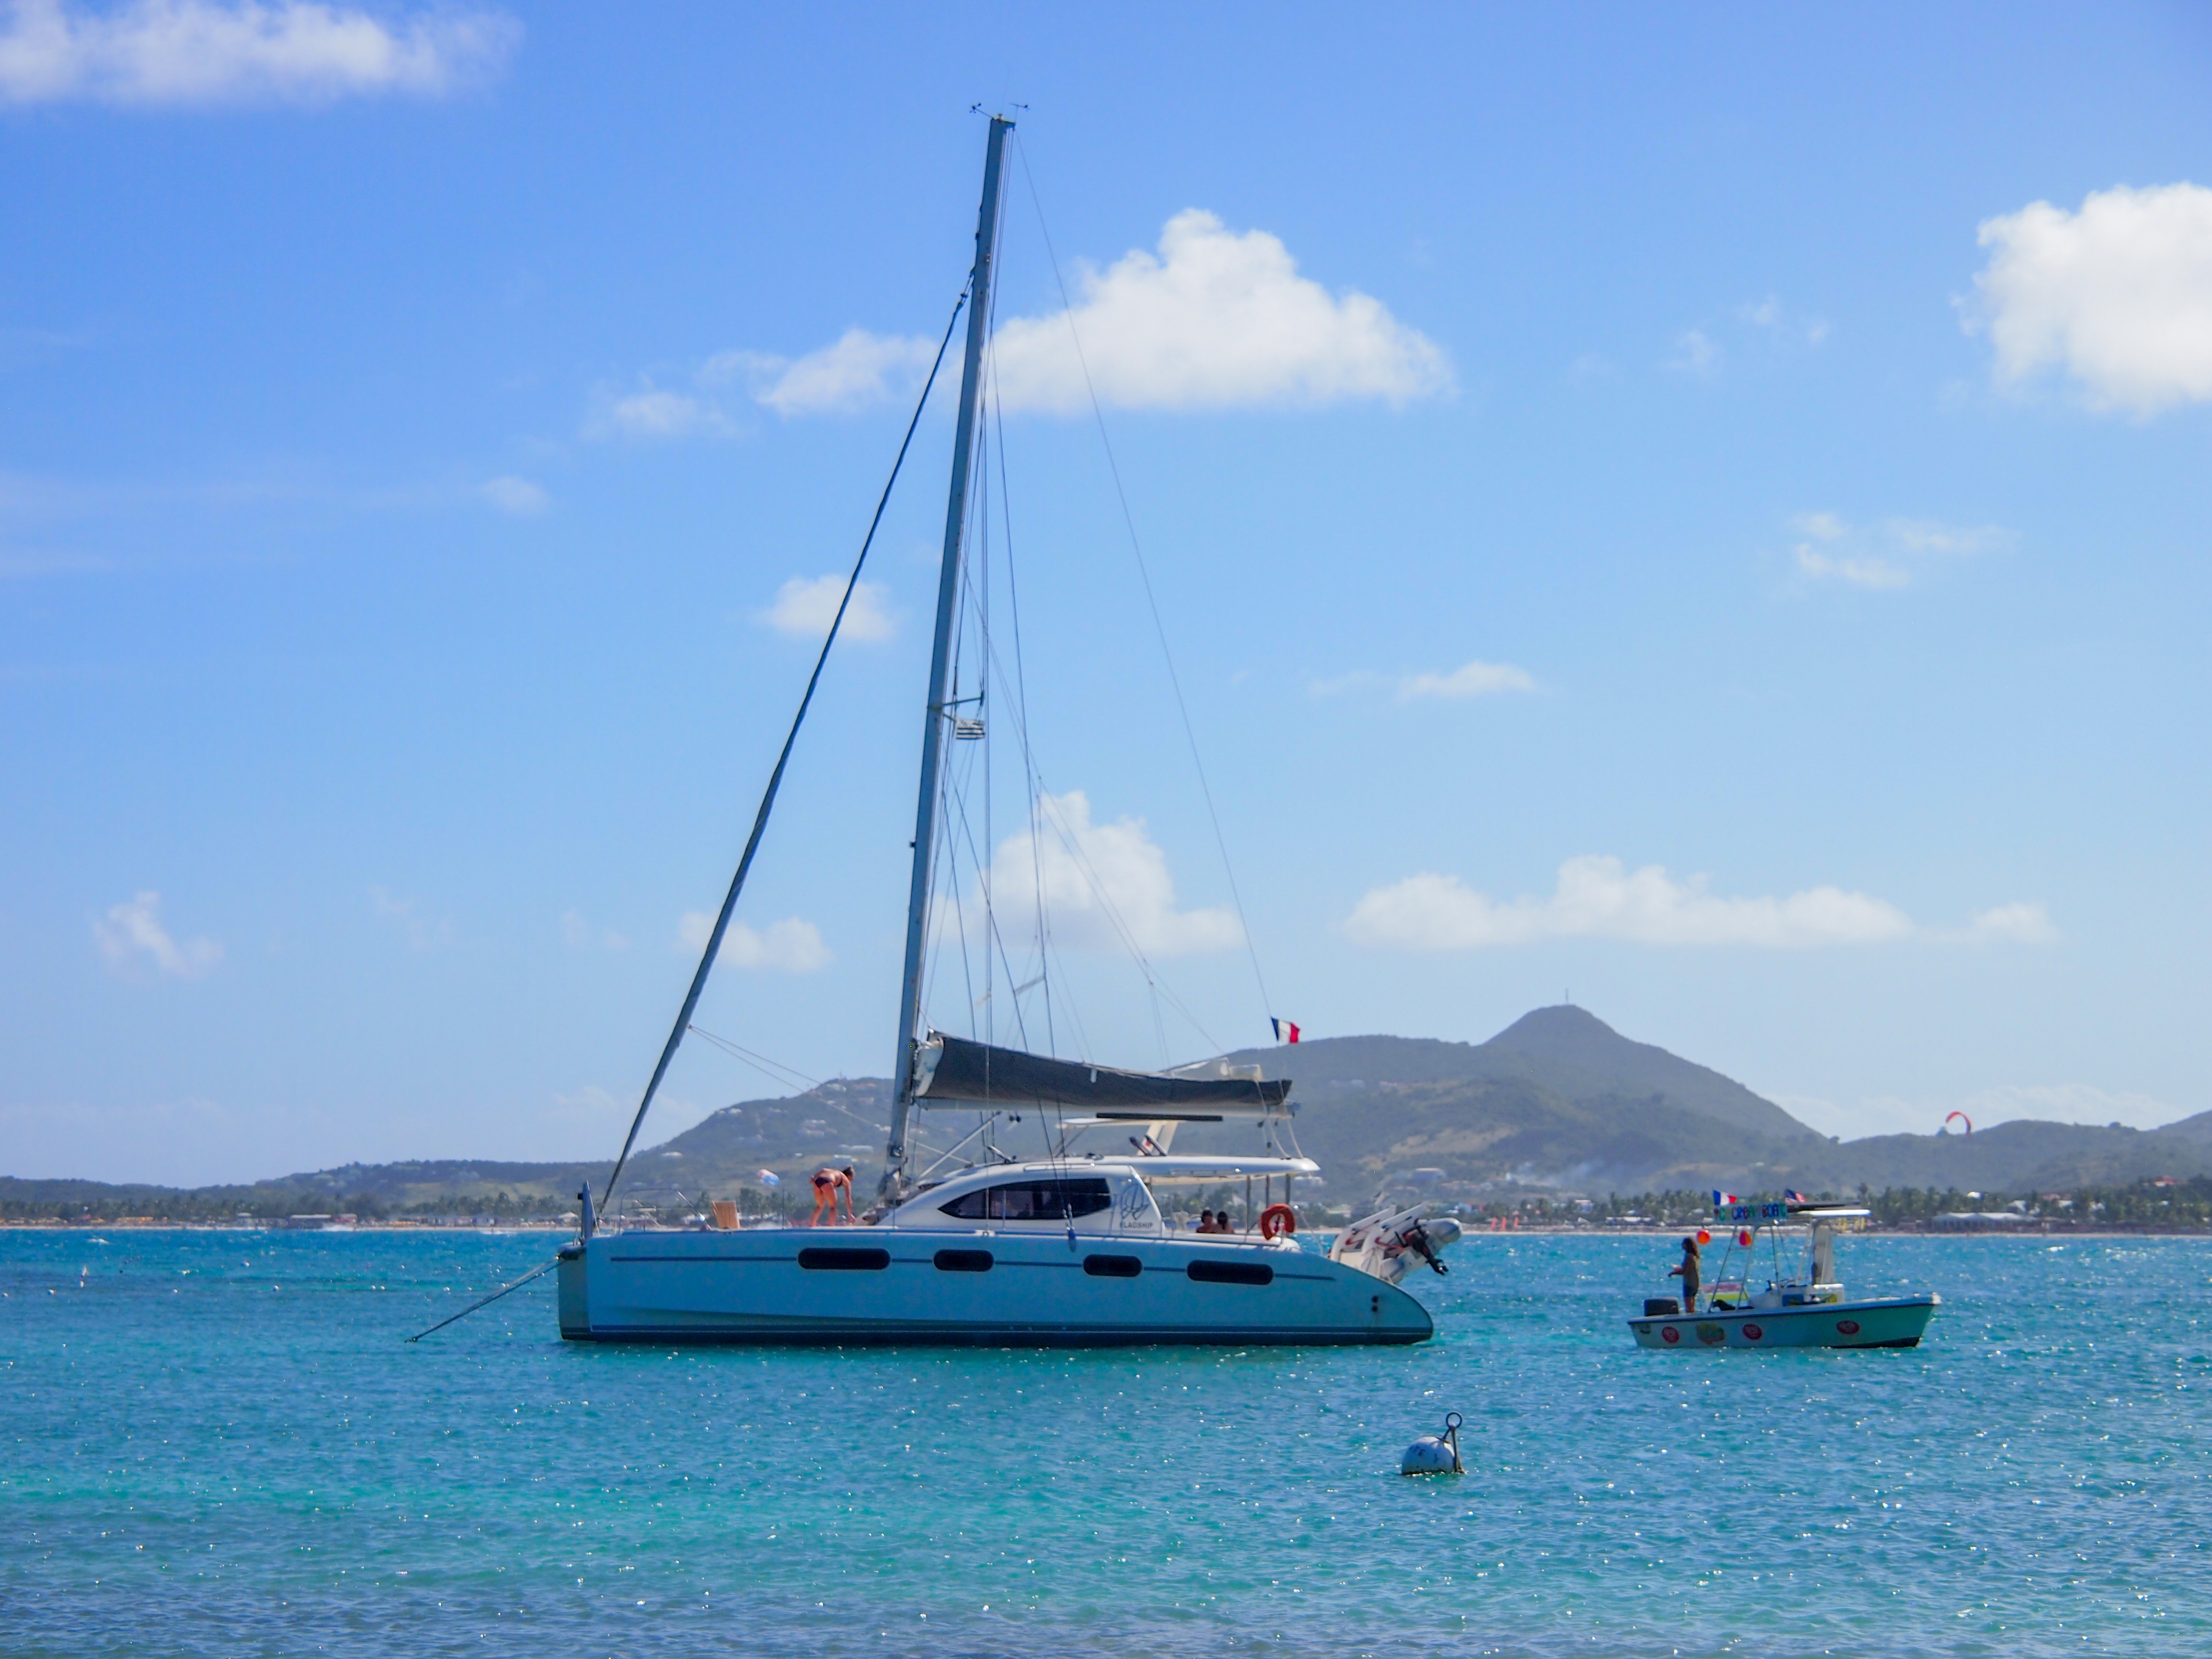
404, 1256, 560, 1342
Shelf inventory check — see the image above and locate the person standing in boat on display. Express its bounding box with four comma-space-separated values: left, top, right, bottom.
809, 1164, 857, 1227
1668, 1235, 1702, 1312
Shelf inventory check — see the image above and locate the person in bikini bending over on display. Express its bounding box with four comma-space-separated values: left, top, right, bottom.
809, 1164, 857, 1227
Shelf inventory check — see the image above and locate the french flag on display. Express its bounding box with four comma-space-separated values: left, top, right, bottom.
1711, 1189, 1739, 1207
1272, 1018, 1301, 1044
1785, 1189, 1809, 1205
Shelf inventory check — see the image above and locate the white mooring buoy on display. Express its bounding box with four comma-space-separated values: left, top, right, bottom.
1400, 1410, 1465, 1475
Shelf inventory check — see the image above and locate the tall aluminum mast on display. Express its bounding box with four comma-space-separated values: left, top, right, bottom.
881, 114, 1012, 1199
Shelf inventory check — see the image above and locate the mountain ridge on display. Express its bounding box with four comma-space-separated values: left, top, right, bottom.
8, 1007, 2205, 1209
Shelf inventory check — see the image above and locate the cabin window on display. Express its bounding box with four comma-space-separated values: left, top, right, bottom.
933, 1249, 994, 1273
1187, 1259, 1273, 1286
938, 1177, 1114, 1222
1083, 1254, 1143, 1278
797, 1247, 890, 1271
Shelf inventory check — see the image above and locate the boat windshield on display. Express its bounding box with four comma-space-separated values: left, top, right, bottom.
938, 1177, 1114, 1221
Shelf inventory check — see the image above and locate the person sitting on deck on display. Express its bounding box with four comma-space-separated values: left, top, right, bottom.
1667, 1235, 1702, 1312
1195, 1209, 1216, 1233
809, 1164, 857, 1228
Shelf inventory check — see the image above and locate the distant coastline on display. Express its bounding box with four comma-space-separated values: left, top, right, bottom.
13, 1008, 2207, 1231
6, 1214, 2207, 1236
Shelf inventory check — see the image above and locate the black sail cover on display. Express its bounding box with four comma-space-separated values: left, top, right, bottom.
913, 1034, 1291, 1119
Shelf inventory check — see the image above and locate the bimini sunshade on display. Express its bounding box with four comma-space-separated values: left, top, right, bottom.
912, 1034, 1291, 1119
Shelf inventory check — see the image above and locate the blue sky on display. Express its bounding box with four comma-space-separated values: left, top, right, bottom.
4, 2, 2209, 1185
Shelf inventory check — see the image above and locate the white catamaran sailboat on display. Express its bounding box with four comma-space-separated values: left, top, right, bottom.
555, 116, 1459, 1345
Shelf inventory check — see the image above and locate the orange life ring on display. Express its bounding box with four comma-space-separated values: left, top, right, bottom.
1259, 1203, 1297, 1240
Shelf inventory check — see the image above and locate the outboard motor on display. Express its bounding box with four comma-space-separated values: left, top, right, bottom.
1402, 1219, 1449, 1276
1330, 1203, 1463, 1285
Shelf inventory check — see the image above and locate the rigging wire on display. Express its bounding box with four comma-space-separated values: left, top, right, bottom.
921, 173, 1200, 1094
682, 1025, 891, 1142
957, 634, 1226, 1060
599, 284, 970, 1212
989, 364, 1057, 1058
1012, 131, 1277, 1041
975, 375, 994, 1049
682, 1024, 817, 1093
941, 760, 1034, 1053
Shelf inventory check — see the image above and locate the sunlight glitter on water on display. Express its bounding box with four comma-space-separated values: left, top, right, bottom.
2, 1230, 2204, 1656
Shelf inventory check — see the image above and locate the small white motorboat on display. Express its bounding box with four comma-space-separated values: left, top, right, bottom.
1627, 1200, 1939, 1351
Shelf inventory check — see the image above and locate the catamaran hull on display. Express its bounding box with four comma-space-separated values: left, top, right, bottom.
557, 1232, 1433, 1346
1627, 1295, 1939, 1351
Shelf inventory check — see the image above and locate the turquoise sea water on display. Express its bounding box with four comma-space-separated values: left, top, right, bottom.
3, 1229, 2205, 1657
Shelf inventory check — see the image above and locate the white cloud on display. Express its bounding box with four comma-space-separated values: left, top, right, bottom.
1671, 297, 1827, 376
1398, 659, 1536, 700
1739, 294, 1830, 346
633, 211, 1447, 426
93, 890, 222, 978
1973, 182, 2212, 416
968, 789, 1241, 958
1667, 328, 1720, 376
1310, 661, 1534, 700
1956, 902, 2059, 945
711, 330, 940, 417
1887, 518, 2007, 556
370, 886, 452, 950
758, 574, 893, 642
561, 910, 628, 951
676, 911, 831, 974
1348, 859, 2057, 951
0, 0, 519, 107
1788, 511, 2007, 591
1793, 548, 1909, 590
598, 387, 730, 441
1347, 858, 1918, 950
479, 475, 547, 516
1306, 669, 1383, 698
714, 211, 1450, 421
989, 211, 1451, 412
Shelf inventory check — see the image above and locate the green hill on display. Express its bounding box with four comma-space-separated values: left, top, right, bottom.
7, 1007, 2207, 1216
1169, 1006, 1825, 1194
